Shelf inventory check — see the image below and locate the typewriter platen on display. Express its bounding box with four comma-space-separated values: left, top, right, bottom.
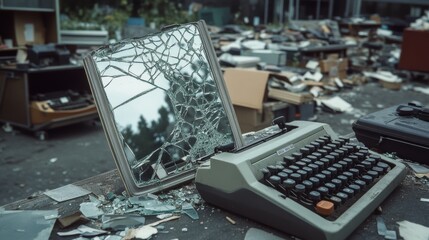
195, 120, 407, 240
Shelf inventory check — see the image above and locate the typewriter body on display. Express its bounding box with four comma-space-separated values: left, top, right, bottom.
196, 121, 407, 240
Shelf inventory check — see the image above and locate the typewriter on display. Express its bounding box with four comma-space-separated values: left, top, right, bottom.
195, 120, 407, 240
31, 90, 93, 111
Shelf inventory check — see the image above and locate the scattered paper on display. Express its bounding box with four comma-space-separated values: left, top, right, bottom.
334, 78, 344, 88
289, 75, 302, 84
220, 38, 243, 52
123, 225, 158, 240
413, 87, 429, 95
16, 49, 27, 63
305, 60, 319, 70
303, 71, 323, 82
310, 86, 323, 97
410, 11, 429, 30
320, 96, 353, 112
44, 184, 91, 202
24, 23, 35, 42
363, 71, 402, 83
391, 49, 401, 59
377, 28, 393, 37
398, 220, 429, 240
299, 41, 310, 48
241, 40, 266, 50
122, 216, 179, 240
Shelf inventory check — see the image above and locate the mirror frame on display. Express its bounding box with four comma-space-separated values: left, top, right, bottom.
83, 21, 244, 195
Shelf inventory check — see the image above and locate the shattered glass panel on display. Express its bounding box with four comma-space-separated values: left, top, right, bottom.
88, 22, 238, 189
0, 210, 58, 240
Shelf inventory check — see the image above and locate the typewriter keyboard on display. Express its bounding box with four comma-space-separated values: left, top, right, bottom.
260, 135, 391, 219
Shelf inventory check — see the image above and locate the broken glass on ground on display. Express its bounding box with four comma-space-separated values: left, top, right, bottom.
0, 209, 57, 240
57, 225, 108, 237
140, 201, 176, 216
181, 202, 199, 220
84, 21, 243, 195
102, 214, 146, 231
126, 194, 176, 215
123, 225, 158, 240
376, 216, 397, 240
79, 202, 104, 219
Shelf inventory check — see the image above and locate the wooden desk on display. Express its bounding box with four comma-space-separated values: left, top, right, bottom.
0, 64, 98, 139
339, 22, 381, 37
2, 167, 428, 240
300, 44, 350, 59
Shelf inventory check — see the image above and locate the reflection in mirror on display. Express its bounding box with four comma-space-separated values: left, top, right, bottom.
87, 23, 239, 189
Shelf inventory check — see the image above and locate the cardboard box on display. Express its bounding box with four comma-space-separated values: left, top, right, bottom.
233, 102, 292, 133
223, 68, 269, 111
323, 70, 347, 81
223, 68, 309, 132
319, 57, 348, 73
223, 68, 313, 108
268, 88, 314, 105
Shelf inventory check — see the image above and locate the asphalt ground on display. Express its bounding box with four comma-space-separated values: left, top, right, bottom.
1, 79, 428, 206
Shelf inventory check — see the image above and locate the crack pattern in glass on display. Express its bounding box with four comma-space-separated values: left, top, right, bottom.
91, 24, 236, 186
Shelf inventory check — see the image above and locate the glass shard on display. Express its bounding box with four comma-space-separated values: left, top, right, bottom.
124, 225, 158, 240
84, 21, 243, 194
79, 202, 104, 219
0, 210, 58, 240
101, 214, 145, 231
57, 225, 108, 237
181, 202, 199, 220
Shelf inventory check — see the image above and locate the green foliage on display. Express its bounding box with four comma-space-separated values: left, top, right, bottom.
139, 0, 197, 28
60, 0, 196, 38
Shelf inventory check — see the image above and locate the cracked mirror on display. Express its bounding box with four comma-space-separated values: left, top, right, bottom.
84, 21, 243, 195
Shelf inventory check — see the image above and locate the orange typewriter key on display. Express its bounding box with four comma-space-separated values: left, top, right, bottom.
315, 200, 334, 216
